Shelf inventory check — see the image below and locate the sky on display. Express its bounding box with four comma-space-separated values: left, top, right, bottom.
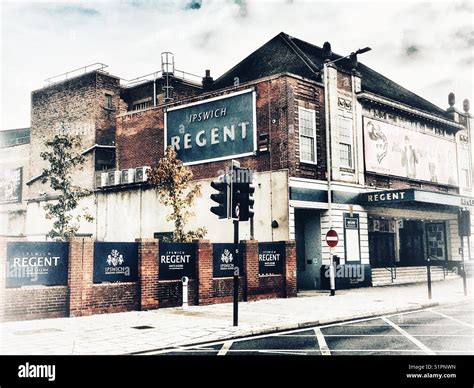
0, 0, 473, 129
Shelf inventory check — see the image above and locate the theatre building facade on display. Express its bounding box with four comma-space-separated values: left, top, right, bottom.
6, 32, 474, 297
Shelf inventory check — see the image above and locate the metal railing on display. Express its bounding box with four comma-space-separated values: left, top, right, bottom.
45, 63, 109, 85
427, 256, 449, 279
120, 68, 202, 88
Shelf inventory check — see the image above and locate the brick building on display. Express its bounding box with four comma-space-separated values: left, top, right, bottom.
0, 128, 30, 235
10, 32, 474, 291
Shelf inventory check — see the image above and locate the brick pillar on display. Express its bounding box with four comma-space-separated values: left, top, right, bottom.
242, 239, 259, 299
137, 238, 159, 311
283, 240, 297, 297
196, 240, 212, 305
68, 237, 94, 317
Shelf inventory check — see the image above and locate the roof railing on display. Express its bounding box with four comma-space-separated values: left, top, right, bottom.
45, 63, 109, 85
120, 68, 202, 88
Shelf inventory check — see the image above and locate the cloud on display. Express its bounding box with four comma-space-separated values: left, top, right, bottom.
1, 0, 473, 129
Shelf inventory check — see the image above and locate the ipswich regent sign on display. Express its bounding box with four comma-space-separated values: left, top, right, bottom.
6, 242, 69, 287
213, 243, 243, 278
159, 242, 196, 280
258, 242, 285, 276
165, 89, 257, 165
93, 242, 139, 283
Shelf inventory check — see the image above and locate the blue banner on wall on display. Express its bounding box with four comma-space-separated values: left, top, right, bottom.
258, 242, 285, 276
165, 89, 256, 165
159, 242, 196, 280
93, 242, 139, 283
6, 242, 69, 288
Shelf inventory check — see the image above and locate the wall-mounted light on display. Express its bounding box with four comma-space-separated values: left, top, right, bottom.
271, 220, 279, 228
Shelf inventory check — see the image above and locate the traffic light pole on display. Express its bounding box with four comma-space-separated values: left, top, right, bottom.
233, 220, 239, 326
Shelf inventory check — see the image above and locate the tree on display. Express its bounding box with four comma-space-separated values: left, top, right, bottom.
40, 129, 93, 241
148, 146, 207, 242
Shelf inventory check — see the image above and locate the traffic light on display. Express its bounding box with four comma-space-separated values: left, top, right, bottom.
210, 177, 230, 219
231, 167, 255, 222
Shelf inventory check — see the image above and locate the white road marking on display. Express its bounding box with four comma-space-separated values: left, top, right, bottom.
428, 309, 474, 329
258, 349, 306, 356
314, 327, 331, 355
217, 340, 233, 356
382, 316, 435, 355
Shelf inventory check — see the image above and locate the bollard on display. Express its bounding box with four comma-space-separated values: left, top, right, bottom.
329, 255, 336, 296
426, 258, 432, 300
181, 276, 189, 308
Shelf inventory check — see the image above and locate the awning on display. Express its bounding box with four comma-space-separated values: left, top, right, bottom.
360, 188, 474, 209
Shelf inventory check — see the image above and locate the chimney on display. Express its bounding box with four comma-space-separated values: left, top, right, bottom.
202, 69, 214, 91
322, 42, 332, 61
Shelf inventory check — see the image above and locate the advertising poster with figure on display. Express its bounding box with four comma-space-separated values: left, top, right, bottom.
363, 118, 458, 185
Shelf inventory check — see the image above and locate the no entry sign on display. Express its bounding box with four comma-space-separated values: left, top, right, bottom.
326, 229, 339, 247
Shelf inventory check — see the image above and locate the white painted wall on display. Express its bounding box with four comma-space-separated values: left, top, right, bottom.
25, 169, 289, 243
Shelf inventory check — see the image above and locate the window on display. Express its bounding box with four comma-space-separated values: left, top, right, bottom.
133, 101, 151, 111
298, 107, 317, 163
338, 113, 354, 168
105, 94, 113, 109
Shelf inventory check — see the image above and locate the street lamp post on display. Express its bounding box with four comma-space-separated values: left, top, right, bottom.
323, 46, 371, 295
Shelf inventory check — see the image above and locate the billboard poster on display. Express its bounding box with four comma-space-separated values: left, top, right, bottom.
93, 242, 139, 283
0, 167, 22, 204
258, 242, 285, 276
6, 242, 69, 288
363, 118, 458, 186
159, 242, 196, 280
165, 89, 256, 165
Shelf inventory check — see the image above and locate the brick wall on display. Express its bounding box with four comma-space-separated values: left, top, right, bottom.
4, 286, 69, 321
115, 74, 313, 180
289, 77, 327, 181
29, 71, 121, 197
1, 237, 297, 321
365, 173, 459, 194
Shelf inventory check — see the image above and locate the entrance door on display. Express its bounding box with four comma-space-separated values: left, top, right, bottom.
295, 209, 322, 290
369, 232, 395, 268
399, 221, 425, 266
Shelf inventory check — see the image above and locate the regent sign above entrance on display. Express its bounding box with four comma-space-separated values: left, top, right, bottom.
165, 89, 257, 165
362, 190, 415, 204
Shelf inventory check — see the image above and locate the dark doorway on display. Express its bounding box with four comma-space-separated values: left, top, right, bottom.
399, 220, 425, 266
369, 232, 395, 268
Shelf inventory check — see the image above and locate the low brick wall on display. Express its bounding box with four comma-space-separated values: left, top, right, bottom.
157, 280, 198, 308
1, 237, 297, 321
4, 286, 69, 321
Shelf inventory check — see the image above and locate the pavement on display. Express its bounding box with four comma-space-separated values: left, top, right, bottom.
0, 278, 472, 355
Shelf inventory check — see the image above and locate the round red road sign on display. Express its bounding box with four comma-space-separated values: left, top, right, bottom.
326, 229, 339, 247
